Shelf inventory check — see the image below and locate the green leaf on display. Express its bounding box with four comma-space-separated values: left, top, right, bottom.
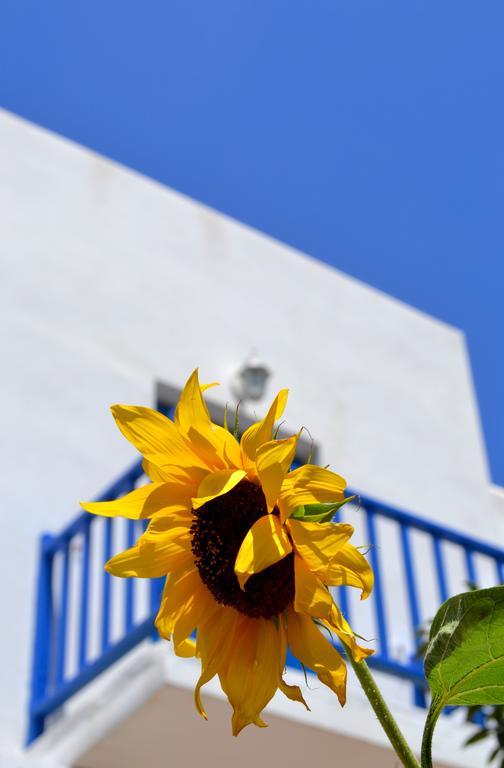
464, 728, 490, 746
421, 586, 504, 767
290, 496, 357, 523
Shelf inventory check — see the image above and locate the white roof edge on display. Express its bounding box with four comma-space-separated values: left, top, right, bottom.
0, 107, 463, 340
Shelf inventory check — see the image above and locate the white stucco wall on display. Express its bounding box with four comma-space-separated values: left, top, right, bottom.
0, 108, 498, 763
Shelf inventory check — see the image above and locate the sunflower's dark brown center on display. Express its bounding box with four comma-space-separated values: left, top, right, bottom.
190, 479, 294, 619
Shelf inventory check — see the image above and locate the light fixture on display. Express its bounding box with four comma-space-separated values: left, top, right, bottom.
230, 355, 271, 401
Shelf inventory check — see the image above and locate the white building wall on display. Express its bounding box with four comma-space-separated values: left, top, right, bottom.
0, 108, 499, 762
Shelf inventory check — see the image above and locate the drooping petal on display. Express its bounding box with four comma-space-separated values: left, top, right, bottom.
219, 616, 286, 735
106, 523, 192, 577
111, 404, 209, 470
194, 607, 241, 719
234, 514, 292, 589
279, 465, 347, 521
156, 567, 214, 645
293, 554, 335, 618
288, 519, 354, 572
323, 603, 374, 662
323, 543, 374, 599
174, 637, 197, 657
292, 555, 372, 660
256, 435, 299, 511
81, 482, 191, 520
286, 607, 347, 705
240, 389, 289, 464
279, 678, 310, 710
192, 468, 247, 510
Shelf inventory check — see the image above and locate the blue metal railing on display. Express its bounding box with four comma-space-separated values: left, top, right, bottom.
27, 462, 504, 744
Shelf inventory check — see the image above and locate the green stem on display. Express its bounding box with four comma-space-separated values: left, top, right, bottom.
344, 646, 420, 768
420, 701, 442, 768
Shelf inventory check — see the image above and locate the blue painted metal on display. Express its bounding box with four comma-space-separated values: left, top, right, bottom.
400, 523, 421, 634
125, 519, 136, 631
78, 517, 91, 670
365, 508, 389, 659
338, 585, 350, 624
27, 534, 54, 744
432, 537, 449, 603
55, 541, 70, 686
101, 517, 112, 653
27, 459, 504, 745
399, 523, 426, 707
464, 547, 477, 586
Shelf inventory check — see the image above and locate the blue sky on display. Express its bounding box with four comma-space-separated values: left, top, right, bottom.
1, 1, 503, 484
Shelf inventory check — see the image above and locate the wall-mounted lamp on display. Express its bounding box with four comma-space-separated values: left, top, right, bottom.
230, 356, 271, 401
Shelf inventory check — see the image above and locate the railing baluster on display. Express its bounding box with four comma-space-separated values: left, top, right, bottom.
101, 518, 112, 652
365, 507, 389, 659
464, 547, 477, 587
55, 541, 70, 686
400, 524, 421, 632
78, 518, 91, 670
400, 523, 425, 707
432, 537, 449, 603
125, 520, 136, 631
27, 534, 54, 745
338, 585, 350, 623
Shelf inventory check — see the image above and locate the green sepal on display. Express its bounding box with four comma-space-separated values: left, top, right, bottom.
290, 496, 357, 524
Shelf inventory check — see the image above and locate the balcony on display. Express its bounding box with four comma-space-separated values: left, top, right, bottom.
27, 450, 504, 747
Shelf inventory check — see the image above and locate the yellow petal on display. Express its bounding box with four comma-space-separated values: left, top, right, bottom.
145, 510, 194, 535
176, 369, 242, 470
240, 389, 289, 463
234, 514, 292, 589
192, 468, 246, 510
111, 404, 208, 470
219, 617, 285, 735
156, 567, 213, 644
279, 465, 347, 521
174, 637, 197, 657
286, 607, 347, 705
323, 603, 374, 662
323, 542, 374, 599
81, 482, 191, 520
279, 678, 310, 711
288, 520, 354, 572
201, 381, 219, 393
175, 369, 214, 435
142, 459, 169, 483
144, 459, 208, 487
256, 435, 299, 511
194, 607, 241, 719
292, 555, 372, 660
293, 554, 334, 618
142, 459, 205, 489
106, 524, 192, 577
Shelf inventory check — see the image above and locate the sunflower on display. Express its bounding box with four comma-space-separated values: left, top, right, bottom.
82, 370, 373, 735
